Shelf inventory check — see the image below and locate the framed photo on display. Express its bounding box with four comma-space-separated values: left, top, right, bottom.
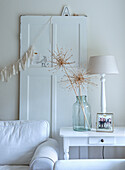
96, 113, 114, 132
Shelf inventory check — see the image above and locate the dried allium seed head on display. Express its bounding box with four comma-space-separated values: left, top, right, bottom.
61, 67, 97, 91
49, 47, 75, 71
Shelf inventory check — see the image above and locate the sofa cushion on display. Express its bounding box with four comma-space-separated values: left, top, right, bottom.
0, 166, 29, 170
54, 160, 125, 170
0, 120, 50, 165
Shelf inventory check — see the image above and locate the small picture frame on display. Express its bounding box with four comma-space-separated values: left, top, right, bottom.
96, 113, 114, 132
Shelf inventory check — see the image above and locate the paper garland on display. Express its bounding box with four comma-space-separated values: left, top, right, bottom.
0, 46, 34, 82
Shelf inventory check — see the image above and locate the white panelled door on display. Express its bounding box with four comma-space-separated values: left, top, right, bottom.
20, 16, 87, 137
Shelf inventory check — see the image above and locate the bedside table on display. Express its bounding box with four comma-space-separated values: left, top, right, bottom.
60, 127, 125, 160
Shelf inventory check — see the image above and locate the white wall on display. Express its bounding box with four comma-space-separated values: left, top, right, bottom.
0, 0, 125, 158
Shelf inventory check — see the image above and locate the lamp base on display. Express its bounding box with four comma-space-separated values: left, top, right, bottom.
100, 74, 106, 113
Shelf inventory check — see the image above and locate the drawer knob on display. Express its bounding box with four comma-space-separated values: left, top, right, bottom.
101, 139, 104, 142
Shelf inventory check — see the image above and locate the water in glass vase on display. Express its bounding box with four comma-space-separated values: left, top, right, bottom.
72, 95, 92, 131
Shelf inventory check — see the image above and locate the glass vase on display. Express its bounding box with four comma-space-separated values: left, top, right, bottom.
72, 95, 92, 131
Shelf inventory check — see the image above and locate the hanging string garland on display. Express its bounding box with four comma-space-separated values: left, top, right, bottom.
0, 46, 34, 82
0, 17, 52, 83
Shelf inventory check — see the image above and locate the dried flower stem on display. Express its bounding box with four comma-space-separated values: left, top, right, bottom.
79, 83, 85, 128
63, 66, 77, 95
49, 47, 93, 129
63, 66, 90, 129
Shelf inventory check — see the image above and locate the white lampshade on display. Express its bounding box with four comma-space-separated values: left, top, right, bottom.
87, 55, 119, 74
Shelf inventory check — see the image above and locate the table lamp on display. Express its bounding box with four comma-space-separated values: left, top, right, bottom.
87, 55, 119, 113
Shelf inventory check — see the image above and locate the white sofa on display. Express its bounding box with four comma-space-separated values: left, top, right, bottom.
54, 159, 125, 170
0, 120, 59, 170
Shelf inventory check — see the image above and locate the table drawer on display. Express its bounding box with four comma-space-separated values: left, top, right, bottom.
89, 137, 115, 145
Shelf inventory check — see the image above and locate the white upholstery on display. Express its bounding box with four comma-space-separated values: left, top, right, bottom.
30, 138, 59, 170
0, 166, 29, 170
54, 159, 125, 170
0, 120, 49, 165
0, 120, 58, 170
29, 138, 58, 170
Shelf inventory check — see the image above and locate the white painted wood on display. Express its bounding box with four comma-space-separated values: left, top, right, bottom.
51, 75, 57, 138
20, 68, 52, 123
20, 16, 87, 158
101, 74, 106, 113
60, 127, 125, 159
20, 16, 55, 135
51, 16, 87, 68
89, 137, 114, 145
63, 138, 70, 160
60, 127, 125, 137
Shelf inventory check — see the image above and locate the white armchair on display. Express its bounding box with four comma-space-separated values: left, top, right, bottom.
0, 120, 59, 170
30, 138, 58, 170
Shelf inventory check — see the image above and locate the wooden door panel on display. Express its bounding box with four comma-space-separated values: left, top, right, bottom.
20, 16, 87, 138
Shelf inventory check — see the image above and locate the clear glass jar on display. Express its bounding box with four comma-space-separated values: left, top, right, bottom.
72, 95, 92, 131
